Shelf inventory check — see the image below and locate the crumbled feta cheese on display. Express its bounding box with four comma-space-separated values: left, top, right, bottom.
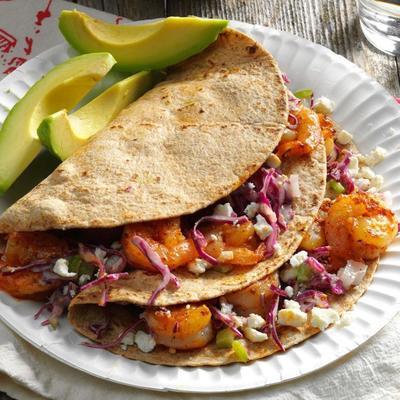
247, 313, 266, 329
53, 259, 76, 278
310, 307, 340, 330
336, 129, 353, 145
364, 147, 387, 166
247, 182, 256, 190
185, 304, 191, 309
94, 247, 107, 261
209, 234, 218, 242
233, 315, 247, 328
78, 274, 91, 286
358, 166, 375, 180
254, 214, 272, 240
219, 250, 234, 262
348, 156, 359, 176
121, 332, 135, 346
135, 331, 156, 353
213, 203, 234, 217
337, 311, 353, 328
355, 178, 371, 191
266, 153, 281, 168
313, 96, 335, 115
244, 202, 259, 219
284, 286, 294, 298
284, 299, 301, 310
220, 298, 234, 315
370, 174, 384, 190
289, 251, 308, 268
243, 327, 268, 343
187, 258, 210, 275
278, 308, 307, 327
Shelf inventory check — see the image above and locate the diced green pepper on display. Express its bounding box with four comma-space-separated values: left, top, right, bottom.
216, 328, 236, 348
232, 340, 249, 363
294, 88, 313, 99
328, 179, 345, 194
67, 255, 95, 277
296, 263, 313, 283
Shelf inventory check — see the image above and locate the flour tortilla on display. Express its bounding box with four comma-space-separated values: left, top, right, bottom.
68, 260, 377, 366
65, 139, 326, 307
0, 28, 289, 233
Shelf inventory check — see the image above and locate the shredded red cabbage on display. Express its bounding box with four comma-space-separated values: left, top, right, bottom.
328, 149, 355, 194
288, 113, 298, 130
295, 290, 329, 312
309, 246, 331, 259
89, 317, 111, 339
131, 236, 180, 305
282, 72, 291, 84
270, 284, 288, 298
82, 319, 144, 349
79, 244, 106, 277
306, 257, 345, 295
191, 215, 248, 265
209, 305, 243, 338
264, 293, 285, 351
80, 272, 128, 292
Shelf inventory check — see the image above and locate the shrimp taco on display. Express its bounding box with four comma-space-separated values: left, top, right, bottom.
0, 29, 327, 310
64, 94, 399, 366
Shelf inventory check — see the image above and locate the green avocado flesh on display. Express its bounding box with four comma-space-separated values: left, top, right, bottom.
59, 10, 228, 72
0, 52, 116, 195
38, 70, 162, 160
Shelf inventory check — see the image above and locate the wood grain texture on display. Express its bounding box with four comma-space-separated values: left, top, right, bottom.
1, 1, 399, 399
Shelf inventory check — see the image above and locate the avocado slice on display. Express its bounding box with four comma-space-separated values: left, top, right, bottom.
38, 70, 162, 160
0, 52, 116, 194
59, 10, 228, 72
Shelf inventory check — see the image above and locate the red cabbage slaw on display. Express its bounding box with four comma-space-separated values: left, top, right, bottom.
295, 290, 329, 312
82, 318, 145, 349
209, 305, 243, 338
264, 293, 285, 351
131, 235, 180, 305
328, 148, 355, 194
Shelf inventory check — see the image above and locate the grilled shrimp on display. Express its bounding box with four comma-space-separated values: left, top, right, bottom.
122, 218, 198, 271
276, 106, 321, 158
144, 304, 214, 350
0, 232, 69, 300
325, 193, 398, 261
224, 272, 279, 316
202, 221, 265, 266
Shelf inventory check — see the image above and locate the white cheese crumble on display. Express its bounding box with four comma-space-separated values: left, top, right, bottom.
233, 315, 247, 328
370, 174, 384, 190
348, 156, 359, 176
284, 286, 294, 298
254, 214, 272, 240
337, 311, 353, 328
313, 96, 335, 115
364, 146, 387, 166
336, 129, 353, 145
213, 203, 234, 217
209, 234, 218, 242
121, 332, 135, 346
280, 266, 298, 282
53, 259, 77, 278
243, 327, 269, 343
355, 178, 371, 191
244, 202, 259, 219
284, 299, 301, 310
247, 313, 266, 329
358, 166, 375, 180
219, 250, 234, 262
289, 251, 308, 268
187, 258, 210, 275
135, 331, 156, 353
310, 307, 340, 330
247, 182, 256, 190
78, 274, 91, 286
278, 308, 307, 327
220, 298, 234, 315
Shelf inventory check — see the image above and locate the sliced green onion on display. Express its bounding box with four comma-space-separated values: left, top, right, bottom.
216, 328, 236, 348
232, 340, 249, 362
294, 88, 313, 99
328, 179, 345, 194
296, 263, 313, 283
67, 255, 95, 277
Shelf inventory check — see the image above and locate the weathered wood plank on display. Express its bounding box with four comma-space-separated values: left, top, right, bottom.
167, 0, 400, 95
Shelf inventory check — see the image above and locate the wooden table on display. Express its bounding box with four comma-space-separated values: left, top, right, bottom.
0, 0, 398, 399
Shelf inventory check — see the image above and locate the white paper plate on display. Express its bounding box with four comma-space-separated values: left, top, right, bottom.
0, 21, 400, 393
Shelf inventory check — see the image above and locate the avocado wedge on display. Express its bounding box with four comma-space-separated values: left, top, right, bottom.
59, 10, 228, 72
38, 70, 162, 160
0, 52, 116, 194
